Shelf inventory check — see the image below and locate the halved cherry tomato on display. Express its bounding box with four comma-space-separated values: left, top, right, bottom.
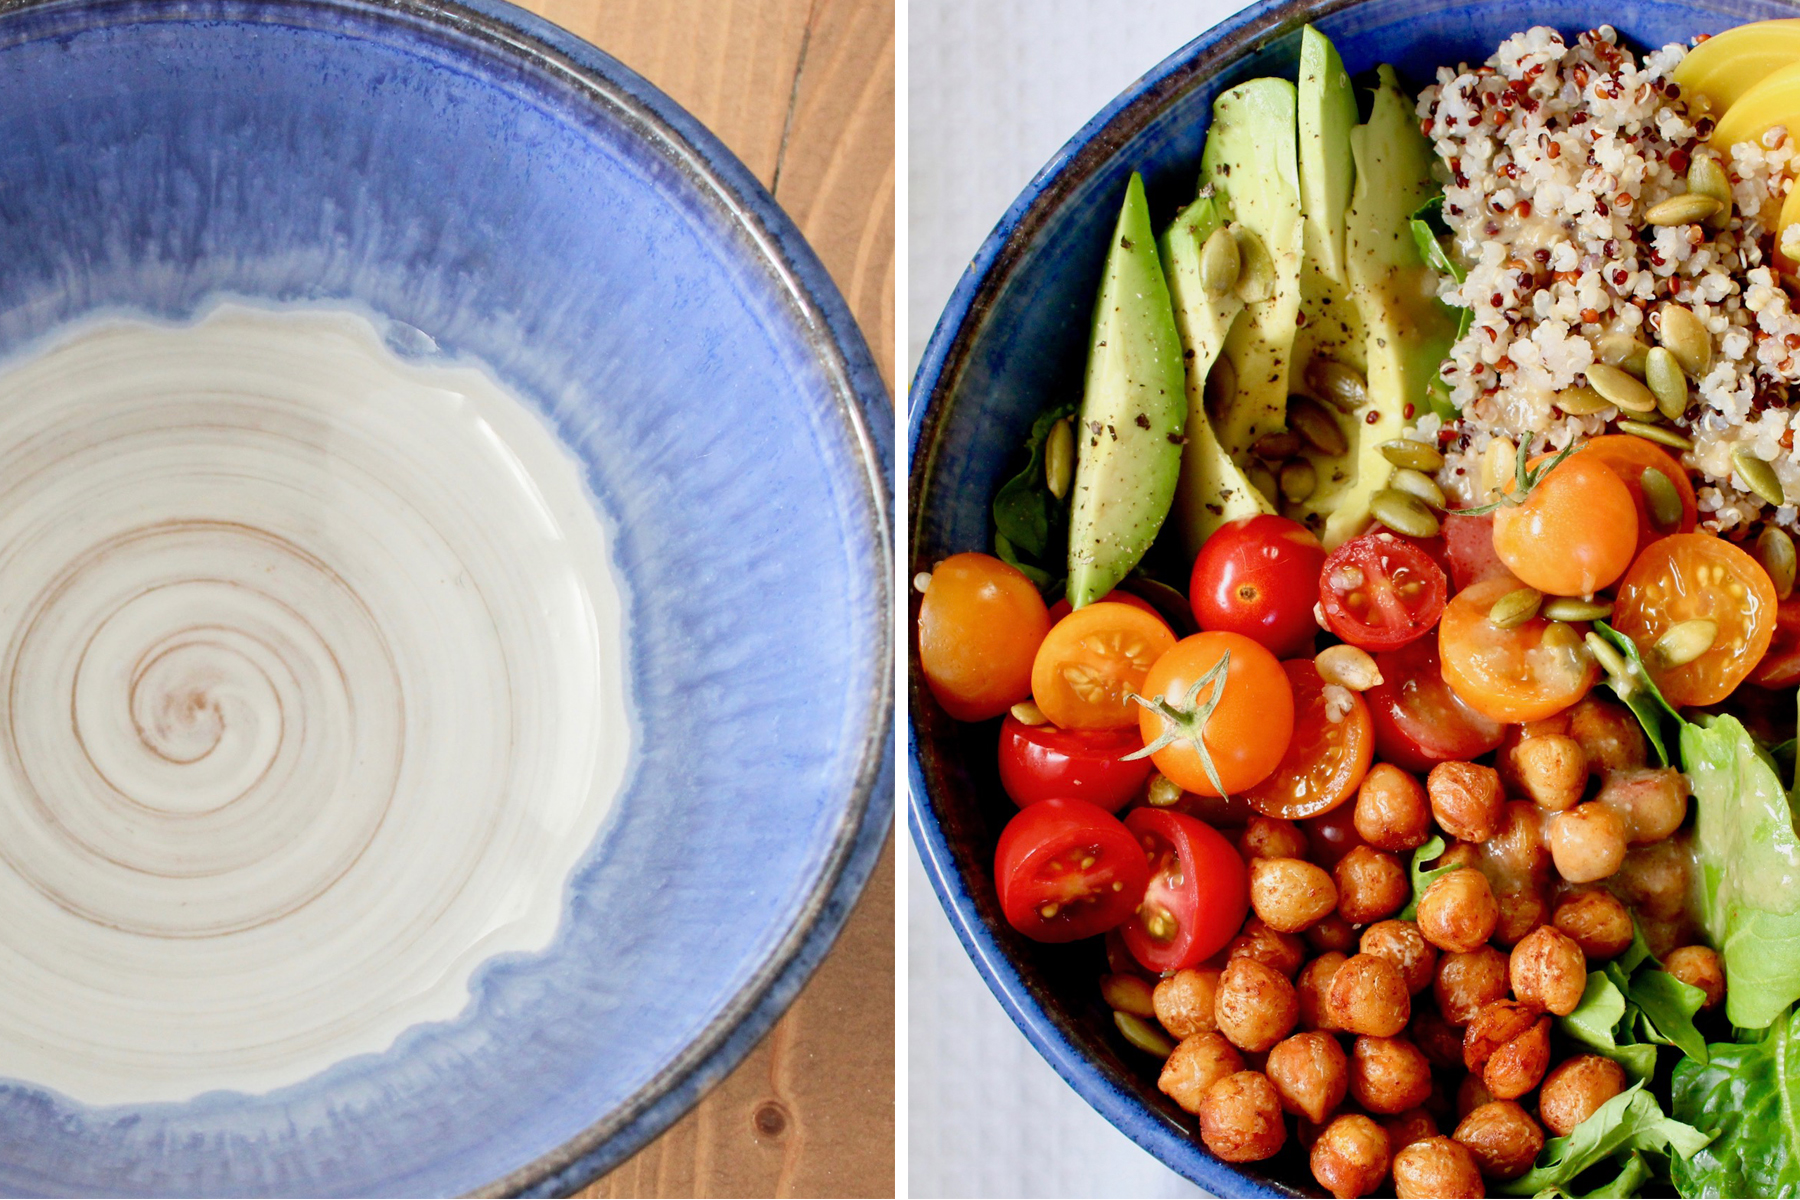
1135, 631, 1294, 796
997, 716, 1151, 811
1442, 511, 1508, 592
1612, 532, 1779, 706
1439, 574, 1600, 721
1241, 660, 1373, 819
1120, 808, 1248, 972
1580, 435, 1698, 554
1318, 531, 1448, 650
1364, 636, 1506, 772
1751, 596, 1800, 689
1492, 453, 1638, 596
1031, 602, 1178, 730
1047, 590, 1163, 624
917, 552, 1052, 721
1189, 515, 1327, 658
994, 798, 1150, 943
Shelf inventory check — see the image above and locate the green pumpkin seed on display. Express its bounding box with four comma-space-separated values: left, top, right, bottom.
1618, 419, 1693, 450
1639, 468, 1684, 531
1289, 396, 1348, 457
1658, 304, 1713, 376
1280, 459, 1317, 502
1206, 356, 1237, 412
1100, 973, 1158, 1019
1390, 467, 1446, 509
1247, 462, 1279, 505
1555, 385, 1613, 416
1113, 1010, 1174, 1058
1232, 224, 1277, 304
1733, 448, 1787, 507
1146, 773, 1183, 807
1584, 631, 1633, 682
1542, 597, 1614, 622
1585, 362, 1658, 413
1254, 430, 1303, 460
1305, 358, 1370, 413
1687, 153, 1734, 230
1369, 488, 1440, 538
1045, 417, 1074, 500
1653, 618, 1718, 668
1757, 526, 1797, 600
1541, 620, 1584, 654
1644, 347, 1689, 420
1009, 700, 1048, 726
1200, 226, 1242, 297
1379, 438, 1445, 472
1597, 334, 1652, 377
1488, 587, 1544, 629
1644, 192, 1722, 226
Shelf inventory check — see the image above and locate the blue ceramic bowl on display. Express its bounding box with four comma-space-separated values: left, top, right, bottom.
0, 1, 891, 1196
908, 0, 1782, 1192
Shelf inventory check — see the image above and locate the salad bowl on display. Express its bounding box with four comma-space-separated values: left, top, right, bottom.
908, 0, 1792, 1192
0, 0, 892, 1195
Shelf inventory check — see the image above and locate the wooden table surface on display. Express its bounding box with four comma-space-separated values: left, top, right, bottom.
507, 2, 895, 1196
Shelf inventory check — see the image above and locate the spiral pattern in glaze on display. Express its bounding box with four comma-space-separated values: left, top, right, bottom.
0, 304, 627, 1104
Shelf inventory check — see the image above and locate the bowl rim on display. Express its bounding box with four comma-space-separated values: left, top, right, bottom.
904, 0, 1366, 1193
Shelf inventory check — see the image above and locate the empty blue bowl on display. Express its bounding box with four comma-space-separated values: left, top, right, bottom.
908, 0, 1776, 1192
0, 0, 891, 1195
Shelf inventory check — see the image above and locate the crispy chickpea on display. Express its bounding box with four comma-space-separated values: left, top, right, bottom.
1455, 1072, 1494, 1121
1664, 945, 1726, 1011
1267, 1031, 1350, 1124
1335, 846, 1409, 924
1198, 1070, 1287, 1163
1484, 1015, 1550, 1099
1383, 1107, 1439, 1152
1361, 920, 1438, 995
1454, 1100, 1545, 1180
1152, 968, 1220, 1040
1326, 952, 1412, 1037
1350, 1034, 1433, 1114
1552, 890, 1633, 960
1482, 802, 1550, 883
1462, 999, 1543, 1073
1250, 857, 1339, 932
1433, 945, 1510, 1025
1538, 1054, 1627, 1137
1510, 926, 1587, 1016
1240, 816, 1310, 860
1228, 918, 1307, 978
1567, 694, 1648, 773
1393, 1135, 1486, 1198
1417, 868, 1500, 953
1491, 886, 1548, 947
1312, 1113, 1391, 1200
1547, 802, 1627, 884
1159, 1031, 1244, 1114
1355, 763, 1433, 851
1609, 837, 1691, 922
1428, 761, 1504, 842
1307, 913, 1359, 954
1410, 1002, 1465, 1069
1216, 957, 1300, 1052
1507, 734, 1587, 812
1297, 952, 1348, 1032
1596, 767, 1688, 845
1639, 915, 1692, 961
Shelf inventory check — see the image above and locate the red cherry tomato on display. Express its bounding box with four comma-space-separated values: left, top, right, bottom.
1441, 511, 1508, 592
997, 716, 1152, 811
1318, 532, 1448, 651
1189, 515, 1327, 658
1364, 635, 1506, 773
1046, 590, 1164, 624
1120, 808, 1249, 973
994, 799, 1150, 943
1751, 596, 1800, 689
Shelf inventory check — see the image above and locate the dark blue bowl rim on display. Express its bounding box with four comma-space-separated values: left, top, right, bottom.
0, 0, 894, 1195
906, 0, 1366, 1194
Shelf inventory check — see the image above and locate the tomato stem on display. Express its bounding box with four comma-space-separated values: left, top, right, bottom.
1123, 649, 1233, 797
1458, 433, 1580, 516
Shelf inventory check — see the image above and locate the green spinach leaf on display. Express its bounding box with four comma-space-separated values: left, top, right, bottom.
991, 402, 1076, 594
1671, 1005, 1800, 1198
1557, 969, 1657, 1081
1500, 1081, 1709, 1196
1631, 967, 1709, 1063
1399, 834, 1454, 921
1591, 621, 1685, 766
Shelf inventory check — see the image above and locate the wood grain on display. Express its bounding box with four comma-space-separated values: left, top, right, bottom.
503, 1, 895, 1195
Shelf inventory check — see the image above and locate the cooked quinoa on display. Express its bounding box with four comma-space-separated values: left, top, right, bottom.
1414, 25, 1800, 535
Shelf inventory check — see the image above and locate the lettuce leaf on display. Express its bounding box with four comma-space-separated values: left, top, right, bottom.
1498, 1080, 1709, 1196
1559, 969, 1658, 1081
1671, 1005, 1800, 1198
1591, 621, 1685, 766
1399, 834, 1454, 921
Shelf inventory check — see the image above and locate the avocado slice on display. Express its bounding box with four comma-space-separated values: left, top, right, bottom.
1065, 172, 1188, 607
1160, 191, 1275, 560
1297, 26, 1357, 287
1198, 79, 1304, 462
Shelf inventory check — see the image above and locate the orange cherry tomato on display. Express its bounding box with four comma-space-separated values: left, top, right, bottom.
1134, 631, 1294, 796
1492, 452, 1638, 596
1031, 602, 1178, 729
1241, 660, 1373, 820
1578, 435, 1697, 553
1612, 532, 1779, 707
1439, 575, 1600, 722
917, 552, 1052, 721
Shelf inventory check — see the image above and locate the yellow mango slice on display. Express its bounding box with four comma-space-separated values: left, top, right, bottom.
1710, 58, 1800, 149
1673, 19, 1800, 112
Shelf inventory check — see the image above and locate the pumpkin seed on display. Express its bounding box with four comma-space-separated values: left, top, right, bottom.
1644, 192, 1722, 226
1584, 631, 1633, 682
1369, 488, 1440, 538
1488, 587, 1544, 629
1280, 459, 1317, 502
1639, 468, 1684, 531
1541, 620, 1584, 654
1315, 644, 1383, 691
1653, 618, 1718, 668
1232, 223, 1277, 304
1618, 419, 1692, 450
1541, 597, 1614, 622
1554, 385, 1613, 416
1585, 362, 1658, 413
1379, 438, 1445, 472
1253, 430, 1303, 460
1645, 347, 1689, 420
1597, 334, 1651, 377
1734, 448, 1787, 507
1305, 358, 1370, 413
1009, 700, 1048, 726
1247, 462, 1279, 505
1146, 773, 1183, 807
1390, 467, 1446, 509
1113, 1010, 1174, 1058
1289, 396, 1348, 456
1687, 153, 1734, 229
1200, 226, 1242, 296
1045, 417, 1074, 499
913, 571, 932, 594
1205, 355, 1237, 412
1480, 435, 1519, 501
1100, 973, 1158, 1019
1658, 304, 1713, 376
1757, 526, 1798, 600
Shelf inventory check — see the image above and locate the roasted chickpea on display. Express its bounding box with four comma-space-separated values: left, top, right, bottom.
1334, 846, 1408, 924
1538, 1054, 1627, 1137
1267, 1031, 1350, 1124
1552, 890, 1633, 960
1484, 1015, 1550, 1099
1251, 857, 1339, 932
1382, 1107, 1439, 1152
1198, 1070, 1287, 1163
1410, 1002, 1465, 1069
1312, 1113, 1391, 1200
1510, 926, 1587, 1016
1507, 734, 1587, 812
1491, 886, 1549, 947
1355, 763, 1433, 851
1566, 695, 1648, 773
1349, 1034, 1432, 1114
1361, 920, 1438, 995
1664, 945, 1726, 1011
1548, 802, 1627, 883
1639, 914, 1692, 961
1482, 802, 1550, 883
1433, 945, 1510, 1025
1454, 1100, 1545, 1180
1609, 838, 1692, 923
1307, 913, 1359, 954
1228, 918, 1307, 978
1150, 968, 1219, 1039
1462, 1000, 1541, 1071
1326, 952, 1412, 1037
1417, 868, 1500, 953
1297, 952, 1348, 1032
1216, 957, 1300, 1052
1596, 767, 1688, 845
1455, 1071, 1494, 1121
1393, 1135, 1486, 1198
1158, 1031, 1244, 1114
1428, 761, 1504, 842
1240, 816, 1311, 860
